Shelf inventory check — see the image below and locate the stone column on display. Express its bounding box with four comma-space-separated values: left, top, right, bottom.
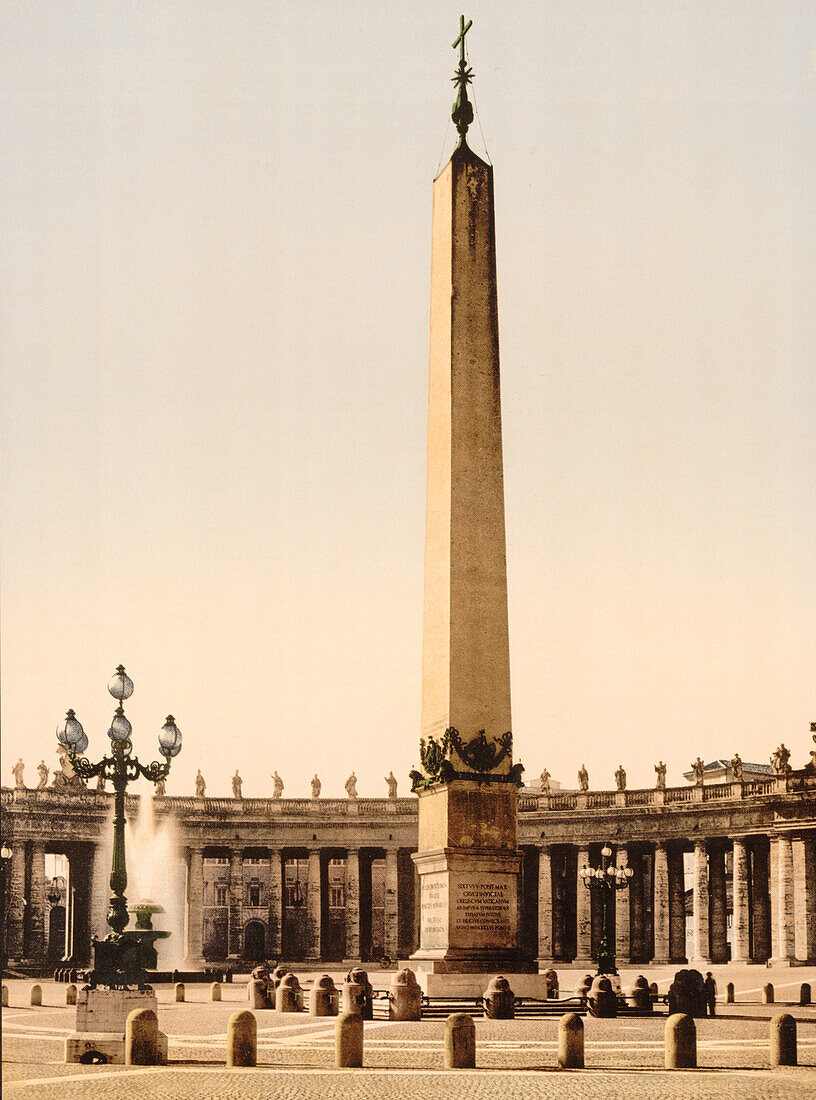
614, 847, 630, 964
384, 848, 399, 961
185, 845, 205, 965
709, 844, 728, 963
651, 842, 671, 964
27, 840, 46, 965
770, 835, 795, 964
731, 839, 751, 962
629, 851, 646, 961
537, 846, 553, 963
305, 848, 322, 961
344, 848, 360, 962
227, 849, 244, 960
89, 841, 110, 943
552, 850, 565, 960
668, 846, 687, 963
6, 840, 26, 961
574, 846, 592, 963
690, 840, 711, 965
751, 840, 771, 962
267, 849, 283, 958
793, 836, 816, 964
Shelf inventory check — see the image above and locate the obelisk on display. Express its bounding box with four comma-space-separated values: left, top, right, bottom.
411, 19, 531, 986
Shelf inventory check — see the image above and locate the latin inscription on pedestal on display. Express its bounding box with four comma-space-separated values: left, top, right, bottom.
420, 872, 448, 949
450, 873, 516, 949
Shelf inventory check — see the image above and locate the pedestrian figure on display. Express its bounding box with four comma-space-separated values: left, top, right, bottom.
703, 971, 717, 1017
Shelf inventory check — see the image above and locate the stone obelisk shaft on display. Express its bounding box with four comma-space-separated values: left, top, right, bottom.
422, 143, 511, 748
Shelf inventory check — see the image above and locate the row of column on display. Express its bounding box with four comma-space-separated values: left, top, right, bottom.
184, 846, 406, 966
535, 833, 816, 967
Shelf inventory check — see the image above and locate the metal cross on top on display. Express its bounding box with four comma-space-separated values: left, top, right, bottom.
452, 15, 472, 64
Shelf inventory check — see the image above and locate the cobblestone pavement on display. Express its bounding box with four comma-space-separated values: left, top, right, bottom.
4, 970, 816, 1098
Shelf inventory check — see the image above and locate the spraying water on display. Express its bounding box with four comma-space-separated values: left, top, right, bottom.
128, 787, 187, 969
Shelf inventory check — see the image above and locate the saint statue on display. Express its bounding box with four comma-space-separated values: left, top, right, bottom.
311, 774, 321, 799
614, 764, 626, 792
12, 758, 25, 789
272, 771, 284, 798
385, 771, 398, 798
345, 772, 358, 799
691, 757, 705, 786
155, 777, 166, 797
37, 760, 49, 789
195, 769, 206, 798
654, 761, 666, 790
539, 768, 551, 794
96, 772, 106, 792
770, 744, 791, 776
577, 764, 589, 792
232, 770, 243, 799
730, 753, 743, 782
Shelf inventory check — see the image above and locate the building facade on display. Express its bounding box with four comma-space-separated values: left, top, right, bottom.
2, 769, 815, 973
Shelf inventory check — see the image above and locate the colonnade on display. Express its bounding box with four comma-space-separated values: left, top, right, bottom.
534, 833, 816, 967
185, 845, 415, 966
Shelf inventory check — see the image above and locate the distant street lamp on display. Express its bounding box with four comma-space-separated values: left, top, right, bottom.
56, 665, 181, 985
579, 845, 633, 976
47, 881, 61, 907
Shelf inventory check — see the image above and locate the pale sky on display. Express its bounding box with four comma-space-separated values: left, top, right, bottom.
2, 2, 815, 800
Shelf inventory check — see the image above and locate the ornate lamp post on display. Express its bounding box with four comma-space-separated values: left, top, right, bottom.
56, 665, 181, 986
579, 845, 633, 976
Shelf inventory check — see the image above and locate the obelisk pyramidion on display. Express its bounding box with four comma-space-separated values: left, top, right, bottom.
410, 19, 535, 991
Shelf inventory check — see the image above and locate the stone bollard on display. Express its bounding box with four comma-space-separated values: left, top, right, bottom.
574, 975, 593, 1002
1, 984, 8, 1007
725, 982, 735, 1004
66, 984, 78, 1006
800, 983, 812, 1007
390, 968, 422, 1021
310, 975, 339, 1017
210, 982, 221, 1002
347, 968, 373, 1020
30, 985, 42, 1006
444, 1012, 476, 1069
762, 983, 774, 1004
588, 976, 617, 1018
342, 980, 365, 1016
227, 1010, 257, 1068
484, 975, 515, 1020
125, 1008, 160, 1066
769, 1013, 797, 1067
649, 982, 659, 1002
543, 968, 559, 1000
558, 1012, 584, 1069
174, 982, 185, 1003
335, 1011, 363, 1068
271, 965, 290, 991
248, 979, 269, 1009
626, 983, 652, 1013
665, 1013, 696, 1069
276, 973, 303, 1013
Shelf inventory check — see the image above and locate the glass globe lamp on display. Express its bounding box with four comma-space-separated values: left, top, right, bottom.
109, 706, 132, 742
57, 709, 85, 748
107, 665, 134, 702
158, 715, 182, 758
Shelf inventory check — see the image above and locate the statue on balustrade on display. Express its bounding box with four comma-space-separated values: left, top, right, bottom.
96, 771, 106, 792
385, 771, 398, 798
771, 744, 791, 776
52, 747, 86, 792
311, 774, 321, 799
691, 757, 705, 786
272, 770, 284, 798
614, 764, 626, 792
539, 768, 551, 794
37, 760, 49, 789
12, 758, 25, 789
654, 761, 666, 790
195, 769, 206, 798
155, 777, 166, 796
345, 772, 358, 799
232, 770, 243, 799
578, 764, 589, 792
730, 753, 743, 782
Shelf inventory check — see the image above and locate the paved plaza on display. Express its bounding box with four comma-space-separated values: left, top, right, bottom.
3, 965, 816, 1098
